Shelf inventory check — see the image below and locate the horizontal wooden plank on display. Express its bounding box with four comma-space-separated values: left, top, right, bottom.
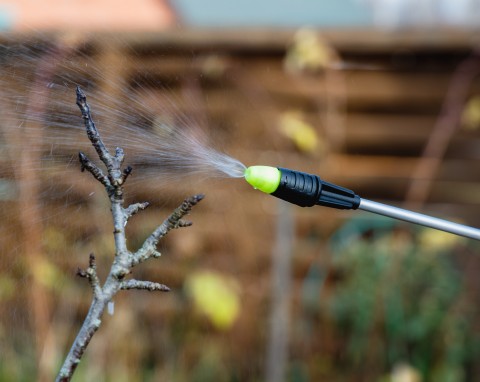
241, 62, 480, 111
323, 154, 480, 182
1, 30, 476, 62
344, 113, 434, 152
343, 113, 480, 156
77, 29, 480, 53
345, 71, 447, 106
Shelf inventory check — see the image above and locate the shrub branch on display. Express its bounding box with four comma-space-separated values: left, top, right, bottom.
55, 87, 203, 381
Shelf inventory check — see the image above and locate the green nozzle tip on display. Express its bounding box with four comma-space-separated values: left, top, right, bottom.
244, 166, 281, 194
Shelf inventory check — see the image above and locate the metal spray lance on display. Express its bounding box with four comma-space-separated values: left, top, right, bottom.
244, 165, 480, 241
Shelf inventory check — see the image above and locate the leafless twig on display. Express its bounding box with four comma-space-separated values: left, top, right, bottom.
405, 50, 480, 208
56, 87, 203, 381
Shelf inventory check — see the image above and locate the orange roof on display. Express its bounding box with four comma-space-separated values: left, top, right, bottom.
1, 0, 177, 31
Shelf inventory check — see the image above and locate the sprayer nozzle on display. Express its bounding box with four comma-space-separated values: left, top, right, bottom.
244, 166, 281, 194
245, 165, 361, 210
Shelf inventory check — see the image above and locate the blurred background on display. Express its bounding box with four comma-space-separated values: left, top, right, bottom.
1, 1, 480, 381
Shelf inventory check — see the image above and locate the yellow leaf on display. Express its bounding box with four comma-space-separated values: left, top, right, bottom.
418, 227, 464, 253
284, 28, 334, 74
185, 270, 240, 330
278, 111, 322, 153
461, 96, 480, 130
32, 257, 65, 291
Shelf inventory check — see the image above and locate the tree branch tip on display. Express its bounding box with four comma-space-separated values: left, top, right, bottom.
124, 201, 150, 221
120, 279, 170, 292
88, 253, 96, 267
120, 165, 133, 184
78, 152, 87, 171
77, 152, 111, 188
115, 147, 126, 166
190, 194, 205, 204
76, 85, 85, 97
178, 220, 193, 228
75, 85, 86, 103
177, 194, 204, 215
76, 267, 87, 278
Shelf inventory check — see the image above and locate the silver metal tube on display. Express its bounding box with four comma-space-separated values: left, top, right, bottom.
358, 199, 480, 241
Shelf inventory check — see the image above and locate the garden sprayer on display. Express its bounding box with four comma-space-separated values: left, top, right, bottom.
244, 166, 480, 241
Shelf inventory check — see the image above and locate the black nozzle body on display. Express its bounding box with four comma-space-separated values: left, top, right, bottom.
271, 167, 360, 210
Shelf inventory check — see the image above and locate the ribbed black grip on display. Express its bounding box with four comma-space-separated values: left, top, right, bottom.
317, 180, 360, 210
271, 167, 321, 207
271, 167, 360, 210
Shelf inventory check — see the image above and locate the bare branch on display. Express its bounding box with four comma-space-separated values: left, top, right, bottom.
123, 202, 149, 221
76, 254, 102, 299
164, 194, 204, 231
75, 86, 113, 170
58, 88, 202, 382
114, 147, 125, 164
132, 194, 204, 266
78, 152, 110, 189
120, 279, 170, 292
120, 165, 133, 185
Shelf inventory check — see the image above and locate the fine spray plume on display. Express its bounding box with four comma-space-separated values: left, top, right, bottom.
244, 165, 480, 241
0, 35, 247, 192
